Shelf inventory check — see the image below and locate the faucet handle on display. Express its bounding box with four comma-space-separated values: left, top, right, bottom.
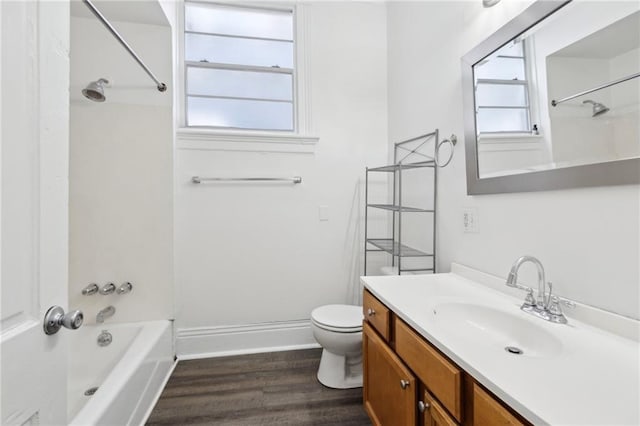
523, 288, 536, 307
82, 283, 99, 296
548, 295, 563, 316
547, 295, 569, 324
116, 282, 133, 295
99, 282, 116, 295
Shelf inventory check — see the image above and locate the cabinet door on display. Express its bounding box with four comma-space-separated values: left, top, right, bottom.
422, 391, 458, 426
363, 321, 416, 426
473, 383, 526, 426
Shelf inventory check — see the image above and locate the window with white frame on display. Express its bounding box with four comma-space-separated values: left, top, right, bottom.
474, 39, 538, 135
183, 2, 295, 131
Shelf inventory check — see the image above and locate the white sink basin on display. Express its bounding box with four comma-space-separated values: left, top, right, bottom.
431, 302, 563, 358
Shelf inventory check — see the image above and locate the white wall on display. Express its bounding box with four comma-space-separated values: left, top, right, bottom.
387, 0, 639, 319
69, 16, 173, 325
175, 2, 388, 356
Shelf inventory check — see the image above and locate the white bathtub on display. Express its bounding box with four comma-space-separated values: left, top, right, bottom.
68, 320, 174, 426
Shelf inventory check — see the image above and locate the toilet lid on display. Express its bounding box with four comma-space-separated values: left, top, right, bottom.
311, 305, 363, 330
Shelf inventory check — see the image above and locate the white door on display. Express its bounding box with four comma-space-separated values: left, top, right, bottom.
1, 1, 71, 425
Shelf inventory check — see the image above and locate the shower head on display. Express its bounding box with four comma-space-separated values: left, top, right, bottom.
582, 99, 609, 117
82, 78, 109, 102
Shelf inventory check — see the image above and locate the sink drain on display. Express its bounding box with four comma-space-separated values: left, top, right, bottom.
84, 387, 99, 396
505, 346, 523, 355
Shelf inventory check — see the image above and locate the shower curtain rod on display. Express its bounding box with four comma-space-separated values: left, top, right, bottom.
551, 71, 639, 107
82, 0, 167, 92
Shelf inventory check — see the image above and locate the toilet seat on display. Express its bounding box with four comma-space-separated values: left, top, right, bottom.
311, 304, 363, 333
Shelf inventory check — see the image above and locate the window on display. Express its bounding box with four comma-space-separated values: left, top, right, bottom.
474, 39, 537, 135
183, 2, 295, 131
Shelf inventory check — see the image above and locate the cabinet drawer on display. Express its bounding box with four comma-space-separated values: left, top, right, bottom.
473, 383, 526, 426
394, 319, 462, 422
363, 290, 390, 341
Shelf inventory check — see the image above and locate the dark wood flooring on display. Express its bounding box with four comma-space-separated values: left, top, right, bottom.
146, 348, 371, 426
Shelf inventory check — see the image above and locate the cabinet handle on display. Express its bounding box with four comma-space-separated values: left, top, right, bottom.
418, 400, 430, 412
367, 308, 376, 316
400, 379, 410, 389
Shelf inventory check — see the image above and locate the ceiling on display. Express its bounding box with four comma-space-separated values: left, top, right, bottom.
70, 0, 169, 27
550, 11, 640, 60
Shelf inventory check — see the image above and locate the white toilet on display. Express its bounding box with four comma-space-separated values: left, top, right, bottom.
310, 304, 363, 389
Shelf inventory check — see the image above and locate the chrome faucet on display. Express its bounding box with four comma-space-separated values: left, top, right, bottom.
96, 306, 116, 323
505, 256, 568, 324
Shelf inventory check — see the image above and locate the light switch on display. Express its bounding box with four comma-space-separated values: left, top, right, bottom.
319, 205, 329, 221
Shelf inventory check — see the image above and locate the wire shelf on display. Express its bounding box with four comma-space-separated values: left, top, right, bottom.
367, 204, 434, 213
366, 239, 433, 257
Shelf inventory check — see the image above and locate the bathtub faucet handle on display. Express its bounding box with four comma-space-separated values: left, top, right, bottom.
82, 283, 99, 296
99, 282, 116, 295
116, 282, 133, 295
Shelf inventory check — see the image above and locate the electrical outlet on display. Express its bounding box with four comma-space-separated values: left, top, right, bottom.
462, 207, 479, 233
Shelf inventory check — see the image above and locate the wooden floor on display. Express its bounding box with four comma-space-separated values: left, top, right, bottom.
146, 348, 371, 426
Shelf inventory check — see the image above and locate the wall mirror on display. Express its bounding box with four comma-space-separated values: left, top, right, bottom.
462, 0, 640, 194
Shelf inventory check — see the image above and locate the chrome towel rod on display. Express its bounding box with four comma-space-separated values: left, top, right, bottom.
551, 71, 639, 106
192, 176, 302, 184
82, 0, 167, 92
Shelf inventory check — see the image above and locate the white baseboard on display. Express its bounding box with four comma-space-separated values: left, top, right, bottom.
176, 319, 320, 360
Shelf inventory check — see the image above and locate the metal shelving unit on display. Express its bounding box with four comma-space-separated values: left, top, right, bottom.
364, 131, 438, 276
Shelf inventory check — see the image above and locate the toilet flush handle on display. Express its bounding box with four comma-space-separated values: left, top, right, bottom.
367, 308, 376, 317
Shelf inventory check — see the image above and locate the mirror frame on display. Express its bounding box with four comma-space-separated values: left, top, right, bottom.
461, 0, 640, 195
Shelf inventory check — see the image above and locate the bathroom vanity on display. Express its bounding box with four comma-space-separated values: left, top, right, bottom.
361, 264, 639, 425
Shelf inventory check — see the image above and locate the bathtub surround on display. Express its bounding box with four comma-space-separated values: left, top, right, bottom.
69, 15, 173, 325
175, 2, 389, 358
387, 1, 639, 319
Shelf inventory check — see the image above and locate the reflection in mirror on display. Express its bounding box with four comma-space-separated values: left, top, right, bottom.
472, 2, 639, 179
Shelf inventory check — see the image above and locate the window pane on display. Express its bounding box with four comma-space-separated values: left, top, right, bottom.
496, 40, 524, 57
187, 97, 293, 130
476, 108, 529, 133
187, 67, 292, 101
476, 83, 528, 107
185, 33, 293, 68
185, 3, 293, 40
474, 57, 525, 81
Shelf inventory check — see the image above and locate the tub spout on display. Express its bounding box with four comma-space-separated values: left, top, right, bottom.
96, 306, 116, 323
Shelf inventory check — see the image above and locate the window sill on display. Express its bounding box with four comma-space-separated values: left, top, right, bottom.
477, 133, 544, 144
176, 128, 319, 154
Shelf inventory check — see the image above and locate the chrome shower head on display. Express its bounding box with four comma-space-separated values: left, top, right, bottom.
582, 99, 609, 117
82, 78, 109, 102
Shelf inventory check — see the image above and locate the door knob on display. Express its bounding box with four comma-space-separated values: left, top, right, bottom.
367, 308, 376, 316
418, 400, 430, 412
400, 379, 410, 389
43, 306, 84, 335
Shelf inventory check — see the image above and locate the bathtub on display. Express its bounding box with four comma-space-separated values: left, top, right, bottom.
68, 320, 175, 426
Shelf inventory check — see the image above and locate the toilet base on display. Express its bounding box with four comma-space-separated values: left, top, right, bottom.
316, 349, 363, 389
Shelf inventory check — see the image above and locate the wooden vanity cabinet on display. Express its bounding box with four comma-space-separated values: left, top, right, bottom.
363, 290, 529, 426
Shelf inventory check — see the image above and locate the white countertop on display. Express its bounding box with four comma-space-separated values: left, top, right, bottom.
362, 266, 640, 425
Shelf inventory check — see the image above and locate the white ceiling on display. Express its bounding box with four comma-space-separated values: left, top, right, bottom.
70, 0, 169, 27
551, 11, 640, 59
